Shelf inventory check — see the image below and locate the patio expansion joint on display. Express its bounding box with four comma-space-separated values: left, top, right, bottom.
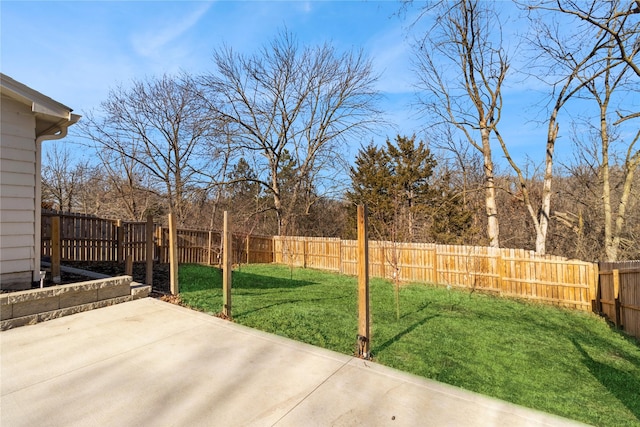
269, 356, 353, 426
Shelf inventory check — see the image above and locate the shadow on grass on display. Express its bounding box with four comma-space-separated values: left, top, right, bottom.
234, 295, 351, 318
375, 312, 440, 355
181, 265, 316, 290
572, 338, 640, 422
233, 270, 317, 289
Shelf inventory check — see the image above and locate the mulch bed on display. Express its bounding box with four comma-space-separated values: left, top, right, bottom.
43, 261, 172, 294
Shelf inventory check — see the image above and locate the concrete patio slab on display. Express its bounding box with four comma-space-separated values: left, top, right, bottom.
1, 298, 587, 426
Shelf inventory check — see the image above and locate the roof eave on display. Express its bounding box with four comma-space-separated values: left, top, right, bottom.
1, 73, 81, 140
1, 73, 75, 121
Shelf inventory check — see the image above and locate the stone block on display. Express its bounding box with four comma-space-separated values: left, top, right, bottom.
97, 283, 130, 300
96, 296, 133, 308
59, 289, 98, 308
5, 287, 59, 304
61, 296, 132, 316
12, 296, 59, 318
37, 303, 98, 322
1, 276, 134, 329
130, 283, 151, 300
1, 302, 13, 321
1, 314, 38, 330
63, 281, 103, 292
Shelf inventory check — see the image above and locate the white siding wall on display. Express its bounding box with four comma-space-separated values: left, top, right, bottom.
1, 95, 36, 289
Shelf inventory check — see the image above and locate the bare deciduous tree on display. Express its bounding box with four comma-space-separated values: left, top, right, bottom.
41, 142, 92, 212
78, 73, 214, 226
94, 147, 158, 221
586, 58, 639, 261
201, 31, 383, 235
412, 0, 507, 248
528, 1, 640, 78
524, 0, 640, 258
563, 52, 640, 261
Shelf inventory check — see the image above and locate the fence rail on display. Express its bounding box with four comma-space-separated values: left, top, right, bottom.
273, 236, 598, 311
41, 210, 273, 266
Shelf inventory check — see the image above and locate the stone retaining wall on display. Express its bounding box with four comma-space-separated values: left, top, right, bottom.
0, 276, 150, 330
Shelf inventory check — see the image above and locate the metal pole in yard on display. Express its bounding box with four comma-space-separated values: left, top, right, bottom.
357, 204, 370, 359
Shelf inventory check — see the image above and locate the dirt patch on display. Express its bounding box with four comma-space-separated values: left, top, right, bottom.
48, 261, 171, 294
1, 262, 172, 297
158, 293, 182, 304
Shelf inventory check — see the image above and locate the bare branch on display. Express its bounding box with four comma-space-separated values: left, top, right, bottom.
201, 30, 384, 235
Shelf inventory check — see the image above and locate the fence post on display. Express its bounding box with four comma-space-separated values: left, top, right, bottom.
116, 219, 124, 263
613, 269, 621, 328
272, 236, 277, 263
596, 264, 602, 313
155, 226, 164, 264
51, 215, 61, 284
125, 255, 133, 276
303, 237, 307, 268
431, 247, 438, 284
246, 235, 250, 264
380, 242, 386, 279
168, 213, 179, 295
145, 215, 154, 286
496, 251, 505, 293
357, 205, 370, 359
222, 211, 232, 318
590, 263, 599, 313
207, 231, 213, 266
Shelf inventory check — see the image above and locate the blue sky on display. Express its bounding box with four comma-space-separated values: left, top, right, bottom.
1, 2, 417, 120
1, 1, 597, 171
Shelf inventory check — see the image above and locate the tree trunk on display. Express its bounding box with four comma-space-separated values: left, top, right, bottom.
481, 128, 500, 248
272, 167, 284, 236
601, 101, 615, 261
536, 120, 559, 255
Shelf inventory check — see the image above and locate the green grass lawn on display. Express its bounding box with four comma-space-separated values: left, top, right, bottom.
179, 263, 640, 427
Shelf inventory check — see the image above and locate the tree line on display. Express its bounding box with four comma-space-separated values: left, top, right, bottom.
42, 1, 639, 262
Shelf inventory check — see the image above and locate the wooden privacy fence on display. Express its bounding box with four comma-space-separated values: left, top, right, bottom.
41, 210, 273, 266
41, 211, 640, 340
153, 227, 273, 265
274, 236, 598, 311
41, 211, 119, 261
597, 261, 640, 340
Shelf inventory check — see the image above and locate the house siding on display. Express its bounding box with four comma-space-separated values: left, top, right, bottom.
1, 95, 37, 289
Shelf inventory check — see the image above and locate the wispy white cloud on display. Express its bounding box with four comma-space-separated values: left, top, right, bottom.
131, 2, 214, 59
297, 2, 313, 14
